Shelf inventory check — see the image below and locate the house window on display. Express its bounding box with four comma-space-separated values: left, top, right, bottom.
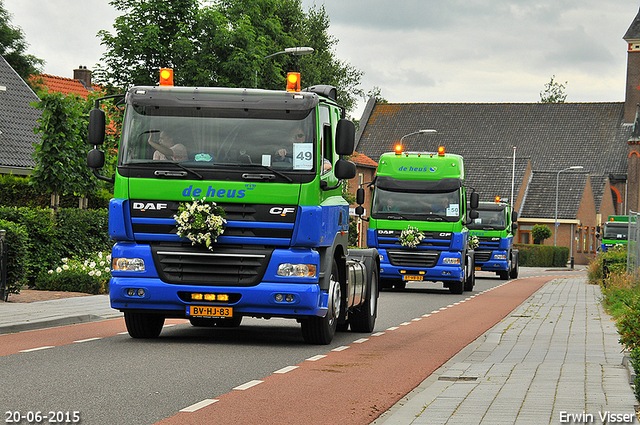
576, 227, 582, 253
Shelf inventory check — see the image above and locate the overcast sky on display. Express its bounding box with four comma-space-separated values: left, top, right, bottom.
4, 0, 640, 118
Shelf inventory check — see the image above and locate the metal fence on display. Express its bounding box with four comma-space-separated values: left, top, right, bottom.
628, 211, 640, 279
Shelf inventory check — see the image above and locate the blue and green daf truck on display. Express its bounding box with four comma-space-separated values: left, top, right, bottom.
356, 146, 478, 294
598, 215, 629, 252
87, 70, 379, 344
467, 199, 519, 280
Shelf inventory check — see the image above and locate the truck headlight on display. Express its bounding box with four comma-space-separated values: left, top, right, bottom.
494, 254, 507, 260
277, 263, 317, 277
112, 257, 145, 272
442, 257, 460, 265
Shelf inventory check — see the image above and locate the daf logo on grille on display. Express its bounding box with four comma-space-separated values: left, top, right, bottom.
133, 202, 168, 211
378, 230, 395, 235
270, 207, 296, 216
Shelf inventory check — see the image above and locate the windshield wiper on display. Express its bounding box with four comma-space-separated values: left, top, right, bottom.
239, 164, 293, 183
133, 160, 203, 179
423, 215, 446, 222
153, 162, 202, 180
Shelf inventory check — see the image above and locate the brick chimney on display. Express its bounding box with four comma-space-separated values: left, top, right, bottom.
73, 65, 92, 90
623, 8, 640, 123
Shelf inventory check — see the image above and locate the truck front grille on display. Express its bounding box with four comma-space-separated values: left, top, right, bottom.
474, 250, 492, 262
151, 243, 273, 286
387, 250, 440, 268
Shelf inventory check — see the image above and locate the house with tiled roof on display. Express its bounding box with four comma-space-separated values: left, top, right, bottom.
354, 9, 640, 265
347, 152, 377, 247
0, 62, 101, 176
30, 66, 98, 99
0, 55, 41, 174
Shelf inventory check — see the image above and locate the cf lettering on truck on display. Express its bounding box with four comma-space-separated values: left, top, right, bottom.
356, 145, 479, 294
87, 69, 379, 344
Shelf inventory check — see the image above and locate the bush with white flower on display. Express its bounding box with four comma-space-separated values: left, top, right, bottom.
35, 251, 112, 294
399, 226, 425, 248
468, 235, 479, 249
174, 197, 226, 250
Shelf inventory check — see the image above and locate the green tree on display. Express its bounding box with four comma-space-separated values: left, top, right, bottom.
95, 0, 363, 113
539, 75, 567, 103
531, 224, 553, 244
366, 86, 387, 104
0, 0, 44, 83
30, 92, 99, 211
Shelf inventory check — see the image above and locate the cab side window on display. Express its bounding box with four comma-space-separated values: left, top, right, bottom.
319, 105, 333, 174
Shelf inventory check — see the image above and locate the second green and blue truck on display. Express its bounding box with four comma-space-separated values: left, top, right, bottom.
356, 146, 478, 294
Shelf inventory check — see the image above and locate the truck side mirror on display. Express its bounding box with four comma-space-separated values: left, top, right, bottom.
512, 211, 518, 223
335, 119, 355, 155
88, 108, 106, 146
469, 210, 479, 220
470, 192, 479, 209
356, 187, 365, 205
334, 159, 356, 180
87, 148, 105, 169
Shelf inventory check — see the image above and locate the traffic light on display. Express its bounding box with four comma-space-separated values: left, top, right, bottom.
159, 68, 174, 86
286, 72, 301, 92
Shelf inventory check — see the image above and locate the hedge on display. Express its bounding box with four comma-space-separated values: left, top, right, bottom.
0, 219, 29, 295
514, 243, 569, 267
0, 174, 110, 209
0, 207, 112, 289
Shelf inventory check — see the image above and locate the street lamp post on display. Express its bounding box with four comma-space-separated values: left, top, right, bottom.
255, 47, 314, 88
555, 166, 584, 246
399, 129, 437, 149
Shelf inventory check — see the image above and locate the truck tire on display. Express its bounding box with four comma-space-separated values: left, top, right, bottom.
350, 271, 378, 333
498, 270, 509, 280
301, 259, 340, 344
509, 252, 519, 279
449, 265, 465, 294
124, 311, 164, 338
464, 262, 475, 292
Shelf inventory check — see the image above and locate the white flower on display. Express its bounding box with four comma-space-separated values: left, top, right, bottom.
89, 261, 96, 268
96, 271, 102, 277
48, 270, 53, 274
56, 267, 62, 273
62, 264, 69, 270
89, 270, 95, 276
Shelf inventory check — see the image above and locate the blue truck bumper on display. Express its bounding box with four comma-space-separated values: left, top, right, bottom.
377, 248, 464, 282
475, 250, 508, 272
110, 277, 328, 318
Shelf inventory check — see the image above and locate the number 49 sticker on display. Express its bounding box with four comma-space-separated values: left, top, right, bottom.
293, 143, 313, 170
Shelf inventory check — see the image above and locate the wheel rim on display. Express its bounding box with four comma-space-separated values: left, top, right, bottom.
329, 274, 341, 326
369, 275, 377, 313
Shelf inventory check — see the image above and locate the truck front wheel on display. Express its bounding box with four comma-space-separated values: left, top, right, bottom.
509, 252, 519, 279
301, 259, 340, 344
350, 272, 378, 333
124, 311, 165, 338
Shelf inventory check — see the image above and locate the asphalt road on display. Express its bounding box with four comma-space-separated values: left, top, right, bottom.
0, 268, 583, 425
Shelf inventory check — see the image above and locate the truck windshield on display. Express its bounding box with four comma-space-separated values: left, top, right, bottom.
371, 188, 461, 221
603, 223, 628, 240
119, 105, 316, 171
468, 208, 506, 230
